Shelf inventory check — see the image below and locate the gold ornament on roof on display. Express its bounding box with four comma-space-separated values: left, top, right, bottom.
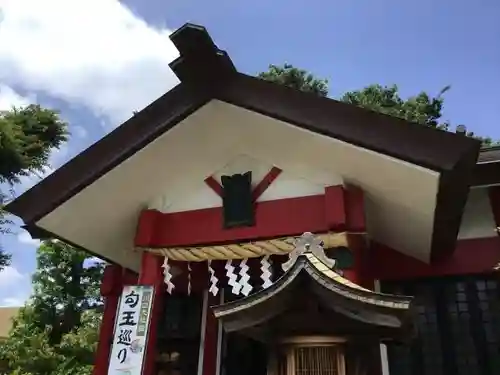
282, 232, 336, 272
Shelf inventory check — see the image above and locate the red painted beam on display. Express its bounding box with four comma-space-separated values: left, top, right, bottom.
204, 176, 223, 197
136, 186, 366, 248
135, 209, 163, 248
369, 237, 500, 280
136, 195, 331, 248
252, 167, 282, 201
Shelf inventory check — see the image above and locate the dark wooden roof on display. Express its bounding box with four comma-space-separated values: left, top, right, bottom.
212, 254, 414, 341
5, 23, 482, 262
478, 147, 500, 163
474, 146, 500, 186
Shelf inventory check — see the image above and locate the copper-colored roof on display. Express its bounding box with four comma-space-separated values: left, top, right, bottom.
212, 254, 414, 340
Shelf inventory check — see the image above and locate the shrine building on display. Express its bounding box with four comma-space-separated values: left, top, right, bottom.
6, 23, 500, 375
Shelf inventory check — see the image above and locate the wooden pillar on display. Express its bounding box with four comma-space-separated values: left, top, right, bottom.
344, 184, 369, 287
198, 292, 221, 375
93, 264, 123, 375
374, 280, 389, 375
139, 251, 164, 375
324, 185, 362, 285
123, 268, 139, 285
345, 186, 382, 375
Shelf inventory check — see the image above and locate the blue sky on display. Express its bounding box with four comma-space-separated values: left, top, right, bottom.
127, 0, 500, 138
0, 0, 499, 305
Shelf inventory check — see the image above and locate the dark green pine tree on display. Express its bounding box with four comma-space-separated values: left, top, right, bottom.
258, 64, 497, 147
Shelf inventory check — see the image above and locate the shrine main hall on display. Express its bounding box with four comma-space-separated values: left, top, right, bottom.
7, 23, 500, 375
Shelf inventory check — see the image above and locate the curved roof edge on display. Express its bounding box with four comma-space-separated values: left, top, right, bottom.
212, 254, 413, 333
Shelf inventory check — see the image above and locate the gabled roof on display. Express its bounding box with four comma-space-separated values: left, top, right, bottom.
5, 23, 481, 265
212, 253, 414, 340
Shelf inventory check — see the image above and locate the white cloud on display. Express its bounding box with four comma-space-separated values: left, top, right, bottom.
0, 0, 180, 127
72, 125, 88, 139
17, 230, 40, 247
0, 266, 24, 287
0, 84, 29, 110
0, 268, 32, 307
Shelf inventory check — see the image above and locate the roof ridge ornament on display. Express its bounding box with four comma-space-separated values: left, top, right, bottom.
282, 232, 336, 272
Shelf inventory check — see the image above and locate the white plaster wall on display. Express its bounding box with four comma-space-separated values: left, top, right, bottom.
458, 187, 497, 239
150, 154, 343, 213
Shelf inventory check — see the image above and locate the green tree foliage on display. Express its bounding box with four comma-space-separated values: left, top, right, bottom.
0, 308, 101, 375
341, 84, 451, 130
341, 84, 497, 147
0, 105, 67, 184
0, 192, 11, 269
0, 240, 103, 375
258, 64, 497, 147
0, 104, 68, 270
31, 241, 103, 344
258, 64, 329, 97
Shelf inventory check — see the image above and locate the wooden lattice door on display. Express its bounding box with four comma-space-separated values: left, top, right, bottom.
275, 338, 346, 375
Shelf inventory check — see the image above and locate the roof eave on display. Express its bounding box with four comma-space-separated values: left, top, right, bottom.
5, 83, 211, 224
21, 223, 128, 269
473, 161, 500, 187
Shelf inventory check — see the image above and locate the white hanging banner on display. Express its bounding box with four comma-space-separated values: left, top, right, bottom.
108, 285, 154, 375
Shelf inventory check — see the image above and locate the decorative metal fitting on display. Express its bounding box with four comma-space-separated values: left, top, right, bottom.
282, 232, 336, 272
